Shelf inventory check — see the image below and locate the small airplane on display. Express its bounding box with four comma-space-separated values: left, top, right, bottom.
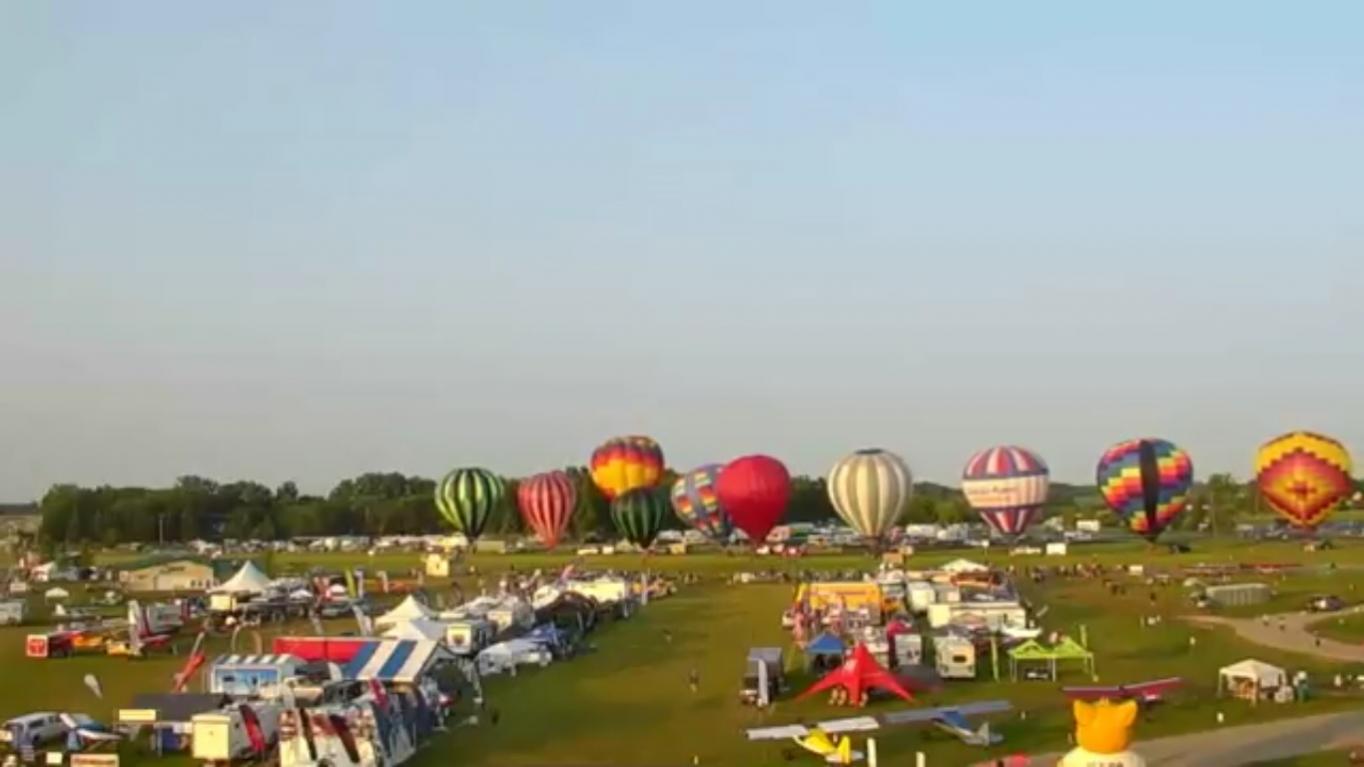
746, 699, 1013, 761
59, 714, 122, 750
124, 601, 176, 656
1062, 677, 1183, 706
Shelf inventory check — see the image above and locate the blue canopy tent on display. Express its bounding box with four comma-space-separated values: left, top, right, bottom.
804, 633, 846, 671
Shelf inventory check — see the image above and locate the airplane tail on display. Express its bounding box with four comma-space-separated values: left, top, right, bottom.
127, 601, 146, 654
835, 736, 852, 764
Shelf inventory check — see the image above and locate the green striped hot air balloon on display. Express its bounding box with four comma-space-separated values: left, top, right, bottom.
610, 488, 668, 549
435, 468, 505, 541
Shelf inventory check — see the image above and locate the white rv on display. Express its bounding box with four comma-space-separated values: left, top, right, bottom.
933, 635, 977, 680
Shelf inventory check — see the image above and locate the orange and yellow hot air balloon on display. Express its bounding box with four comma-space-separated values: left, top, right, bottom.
1255, 431, 1353, 530
589, 435, 664, 500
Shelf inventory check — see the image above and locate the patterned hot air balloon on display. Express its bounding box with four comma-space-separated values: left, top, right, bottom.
716, 455, 790, 545
1256, 431, 1353, 530
961, 446, 1050, 537
590, 436, 665, 500
670, 464, 732, 542
611, 488, 669, 549
827, 449, 913, 540
1096, 438, 1194, 541
435, 468, 505, 541
517, 471, 577, 549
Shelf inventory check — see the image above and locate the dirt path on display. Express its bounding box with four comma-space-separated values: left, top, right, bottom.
1184, 608, 1364, 663
990, 709, 1364, 766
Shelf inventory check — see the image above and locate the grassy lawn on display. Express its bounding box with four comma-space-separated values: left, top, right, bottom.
1310, 610, 1364, 645
10, 539, 1364, 765
1252, 752, 1361, 766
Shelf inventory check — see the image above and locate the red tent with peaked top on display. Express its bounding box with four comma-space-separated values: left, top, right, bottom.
796, 642, 914, 705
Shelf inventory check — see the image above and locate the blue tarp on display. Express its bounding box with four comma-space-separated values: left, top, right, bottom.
805, 633, 845, 657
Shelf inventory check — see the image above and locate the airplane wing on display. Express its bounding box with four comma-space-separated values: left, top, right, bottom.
881, 700, 1011, 727
746, 725, 812, 741
746, 717, 880, 741
935, 710, 971, 731
1064, 678, 1182, 701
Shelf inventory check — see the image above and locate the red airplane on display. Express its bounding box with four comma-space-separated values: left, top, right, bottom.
1062, 677, 1183, 705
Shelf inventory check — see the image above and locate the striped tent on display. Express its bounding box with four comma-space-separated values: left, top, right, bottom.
435, 468, 505, 540
961, 445, 1050, 537
341, 639, 452, 684
826, 449, 913, 539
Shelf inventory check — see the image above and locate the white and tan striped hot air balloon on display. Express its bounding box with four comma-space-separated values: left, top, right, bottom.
827, 449, 913, 540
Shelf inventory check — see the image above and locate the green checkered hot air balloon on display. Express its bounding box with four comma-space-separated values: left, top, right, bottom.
610, 488, 668, 549
435, 467, 505, 541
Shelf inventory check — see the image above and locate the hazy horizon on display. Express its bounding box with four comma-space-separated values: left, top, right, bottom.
3, 3, 1361, 501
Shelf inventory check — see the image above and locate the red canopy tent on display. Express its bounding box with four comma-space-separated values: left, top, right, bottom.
796, 642, 914, 705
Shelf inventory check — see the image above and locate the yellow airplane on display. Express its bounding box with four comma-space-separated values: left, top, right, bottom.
794, 728, 862, 765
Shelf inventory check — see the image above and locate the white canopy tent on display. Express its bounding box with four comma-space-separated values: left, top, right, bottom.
211, 562, 271, 594
376, 594, 437, 627
1219, 659, 1288, 704
44, 587, 70, 602
381, 617, 449, 642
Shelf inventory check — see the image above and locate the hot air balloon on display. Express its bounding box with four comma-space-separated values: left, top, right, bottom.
827, 449, 913, 540
590, 436, 665, 500
435, 468, 505, 541
1096, 438, 1194, 541
716, 455, 790, 545
670, 464, 732, 542
1256, 431, 1353, 530
961, 446, 1050, 538
517, 471, 577, 549
611, 488, 669, 548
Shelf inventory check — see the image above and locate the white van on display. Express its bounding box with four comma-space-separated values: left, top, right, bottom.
1, 713, 66, 748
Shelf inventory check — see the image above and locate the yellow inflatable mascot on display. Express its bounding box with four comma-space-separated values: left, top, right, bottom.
1058, 699, 1146, 767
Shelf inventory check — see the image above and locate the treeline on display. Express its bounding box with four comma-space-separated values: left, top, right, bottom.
34, 469, 1279, 546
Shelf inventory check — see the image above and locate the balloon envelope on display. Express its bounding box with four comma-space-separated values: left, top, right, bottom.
716, 455, 790, 544
827, 449, 913, 539
517, 471, 577, 549
1096, 438, 1193, 541
434, 468, 505, 541
590, 436, 665, 500
670, 464, 732, 541
1256, 431, 1352, 529
960, 446, 1050, 537
611, 488, 669, 548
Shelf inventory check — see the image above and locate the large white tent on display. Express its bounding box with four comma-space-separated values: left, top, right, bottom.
211, 562, 271, 594
1219, 659, 1288, 704
381, 617, 449, 642
376, 594, 437, 627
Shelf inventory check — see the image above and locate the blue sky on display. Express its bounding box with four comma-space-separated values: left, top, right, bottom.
2, 2, 1361, 499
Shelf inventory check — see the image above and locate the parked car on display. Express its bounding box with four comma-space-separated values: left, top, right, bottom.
1307, 594, 1345, 612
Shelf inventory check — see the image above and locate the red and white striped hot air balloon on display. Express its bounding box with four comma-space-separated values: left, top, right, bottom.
961, 445, 1050, 538
517, 471, 577, 549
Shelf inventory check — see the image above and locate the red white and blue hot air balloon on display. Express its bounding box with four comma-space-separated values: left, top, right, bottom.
961, 445, 1051, 537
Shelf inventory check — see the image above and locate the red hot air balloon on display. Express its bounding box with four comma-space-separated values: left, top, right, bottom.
716, 455, 790, 545
517, 471, 577, 549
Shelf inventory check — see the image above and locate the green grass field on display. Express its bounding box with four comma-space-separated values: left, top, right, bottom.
10, 538, 1364, 765
1310, 611, 1364, 645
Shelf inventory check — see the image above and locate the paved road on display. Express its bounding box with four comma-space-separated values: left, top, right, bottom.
982, 710, 1364, 766
1184, 608, 1364, 663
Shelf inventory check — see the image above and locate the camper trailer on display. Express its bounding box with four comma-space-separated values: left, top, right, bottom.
0, 600, 26, 626
933, 635, 977, 680
191, 703, 281, 762
209, 655, 303, 699
906, 581, 937, 614
444, 619, 497, 656
741, 647, 785, 706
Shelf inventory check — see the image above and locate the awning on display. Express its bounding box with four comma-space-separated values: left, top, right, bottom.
212, 654, 299, 667
341, 639, 449, 683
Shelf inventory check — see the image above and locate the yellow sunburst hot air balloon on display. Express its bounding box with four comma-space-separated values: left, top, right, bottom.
589, 435, 664, 500
1255, 431, 1353, 530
